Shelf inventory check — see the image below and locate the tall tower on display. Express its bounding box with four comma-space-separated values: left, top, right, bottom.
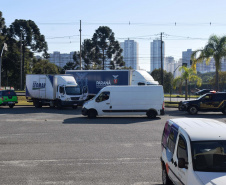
120, 39, 139, 70
150, 39, 165, 72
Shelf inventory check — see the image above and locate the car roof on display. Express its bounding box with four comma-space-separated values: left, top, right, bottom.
170, 118, 226, 141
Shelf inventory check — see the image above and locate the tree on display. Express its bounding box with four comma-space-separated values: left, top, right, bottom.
210, 71, 226, 91
151, 69, 173, 93
32, 59, 59, 74
191, 34, 226, 91
173, 66, 202, 100
9, 19, 48, 89
92, 26, 124, 69
0, 11, 6, 34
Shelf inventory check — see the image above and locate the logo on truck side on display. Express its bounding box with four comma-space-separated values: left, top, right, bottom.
32, 81, 46, 90
113, 75, 119, 84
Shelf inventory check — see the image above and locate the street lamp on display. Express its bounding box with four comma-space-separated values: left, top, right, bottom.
0, 43, 8, 89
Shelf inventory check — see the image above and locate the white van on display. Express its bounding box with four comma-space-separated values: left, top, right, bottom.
82, 85, 164, 118
161, 118, 226, 185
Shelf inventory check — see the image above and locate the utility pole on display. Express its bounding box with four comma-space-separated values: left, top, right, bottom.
160, 32, 164, 86
79, 20, 82, 70
0, 43, 8, 89
20, 32, 23, 90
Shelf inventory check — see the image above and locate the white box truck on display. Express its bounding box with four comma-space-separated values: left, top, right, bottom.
82, 85, 164, 118
26, 74, 88, 108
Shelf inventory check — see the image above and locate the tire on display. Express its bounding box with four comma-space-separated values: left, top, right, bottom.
162, 165, 173, 185
147, 110, 157, 119
188, 106, 198, 115
9, 104, 14, 108
222, 107, 226, 115
88, 109, 97, 119
57, 100, 62, 110
34, 100, 42, 108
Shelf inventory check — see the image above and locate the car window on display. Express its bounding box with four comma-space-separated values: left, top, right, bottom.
96, 91, 110, 102
167, 126, 178, 153
162, 122, 171, 148
177, 135, 188, 163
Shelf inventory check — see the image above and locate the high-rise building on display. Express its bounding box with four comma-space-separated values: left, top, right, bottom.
49, 51, 75, 68
120, 39, 139, 70
150, 39, 165, 72
182, 49, 193, 68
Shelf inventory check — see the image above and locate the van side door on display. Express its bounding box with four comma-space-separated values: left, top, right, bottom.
166, 124, 179, 184
174, 134, 189, 185
95, 91, 111, 114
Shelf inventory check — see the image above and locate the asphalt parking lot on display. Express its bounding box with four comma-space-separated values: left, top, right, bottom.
0, 106, 226, 185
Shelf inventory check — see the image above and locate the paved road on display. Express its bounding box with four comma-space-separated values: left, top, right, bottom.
0, 106, 225, 185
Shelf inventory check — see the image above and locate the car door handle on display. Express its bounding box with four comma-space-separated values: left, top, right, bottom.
106, 103, 110, 104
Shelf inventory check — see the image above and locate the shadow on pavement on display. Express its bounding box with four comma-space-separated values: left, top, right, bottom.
63, 116, 161, 124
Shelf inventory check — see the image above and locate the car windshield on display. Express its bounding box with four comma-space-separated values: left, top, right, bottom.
192, 141, 226, 172
2, 90, 16, 96
197, 94, 207, 100
65, 86, 81, 95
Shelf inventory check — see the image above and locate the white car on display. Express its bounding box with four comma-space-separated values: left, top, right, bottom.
161, 118, 226, 185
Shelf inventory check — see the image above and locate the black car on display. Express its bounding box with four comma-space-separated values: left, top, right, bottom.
195, 89, 213, 95
179, 92, 226, 115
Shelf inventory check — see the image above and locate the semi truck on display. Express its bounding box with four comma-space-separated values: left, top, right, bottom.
65, 70, 158, 98
26, 74, 88, 108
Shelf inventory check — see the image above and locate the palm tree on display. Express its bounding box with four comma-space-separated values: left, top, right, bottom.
173, 66, 202, 100
191, 34, 226, 91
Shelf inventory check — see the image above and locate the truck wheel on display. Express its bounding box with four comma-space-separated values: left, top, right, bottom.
9, 104, 14, 108
188, 106, 198, 115
34, 100, 42, 108
162, 165, 173, 185
147, 110, 157, 119
88, 109, 97, 119
57, 100, 62, 109
222, 107, 226, 115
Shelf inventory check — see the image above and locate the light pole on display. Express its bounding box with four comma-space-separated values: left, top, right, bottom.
0, 43, 8, 89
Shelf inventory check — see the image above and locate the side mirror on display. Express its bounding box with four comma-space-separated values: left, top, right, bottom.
83, 86, 88, 94
178, 158, 188, 169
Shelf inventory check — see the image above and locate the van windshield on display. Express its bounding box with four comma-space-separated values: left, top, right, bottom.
192, 141, 226, 172
65, 86, 81, 95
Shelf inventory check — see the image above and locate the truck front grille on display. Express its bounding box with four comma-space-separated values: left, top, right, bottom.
71, 97, 80, 100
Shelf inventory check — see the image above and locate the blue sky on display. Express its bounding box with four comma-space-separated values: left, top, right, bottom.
1, 0, 226, 71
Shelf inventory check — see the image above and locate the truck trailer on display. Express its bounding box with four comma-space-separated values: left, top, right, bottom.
65, 70, 158, 98
26, 74, 88, 108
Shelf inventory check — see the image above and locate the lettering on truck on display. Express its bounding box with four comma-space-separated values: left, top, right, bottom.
96, 80, 111, 89
32, 81, 46, 90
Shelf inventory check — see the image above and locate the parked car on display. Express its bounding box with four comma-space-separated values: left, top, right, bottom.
0, 90, 18, 108
179, 92, 226, 115
161, 118, 226, 185
195, 89, 213, 95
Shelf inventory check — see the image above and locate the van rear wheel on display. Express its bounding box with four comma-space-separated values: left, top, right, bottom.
147, 110, 157, 119
162, 166, 173, 185
88, 109, 97, 119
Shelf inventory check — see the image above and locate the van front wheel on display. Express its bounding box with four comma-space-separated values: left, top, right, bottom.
162, 166, 173, 185
147, 110, 157, 119
88, 109, 97, 119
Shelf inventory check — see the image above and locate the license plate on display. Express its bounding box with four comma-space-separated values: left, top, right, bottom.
8, 102, 14, 104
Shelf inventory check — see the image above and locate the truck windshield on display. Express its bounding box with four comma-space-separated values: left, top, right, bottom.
192, 141, 226, 172
65, 86, 81, 95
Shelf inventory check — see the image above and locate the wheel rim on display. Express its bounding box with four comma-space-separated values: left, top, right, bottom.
190, 107, 197, 114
